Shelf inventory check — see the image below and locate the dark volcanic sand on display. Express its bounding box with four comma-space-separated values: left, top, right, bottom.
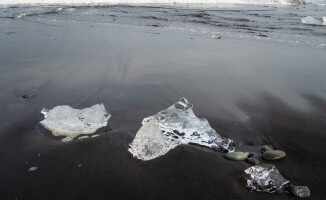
1, 17, 326, 200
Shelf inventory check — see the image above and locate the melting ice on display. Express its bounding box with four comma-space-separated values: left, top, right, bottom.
40, 104, 110, 142
302, 16, 326, 26
244, 164, 290, 193
128, 98, 235, 161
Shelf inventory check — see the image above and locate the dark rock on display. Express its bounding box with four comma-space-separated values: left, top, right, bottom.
248, 152, 259, 159
21, 94, 29, 98
261, 145, 274, 152
247, 157, 259, 165
263, 150, 286, 160
225, 152, 248, 160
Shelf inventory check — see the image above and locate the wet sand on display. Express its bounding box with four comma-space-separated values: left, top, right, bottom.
1, 17, 326, 199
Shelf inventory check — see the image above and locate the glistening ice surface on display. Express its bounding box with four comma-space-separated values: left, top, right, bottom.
40, 104, 110, 142
244, 164, 290, 193
128, 98, 235, 160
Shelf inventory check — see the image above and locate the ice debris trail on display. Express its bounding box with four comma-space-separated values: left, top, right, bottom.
128, 98, 235, 161
301, 16, 326, 26
40, 104, 110, 142
244, 164, 290, 193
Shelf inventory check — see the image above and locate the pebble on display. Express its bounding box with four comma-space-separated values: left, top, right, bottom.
247, 157, 260, 165
261, 145, 274, 152
21, 94, 29, 98
225, 152, 248, 161
263, 150, 286, 160
288, 185, 310, 197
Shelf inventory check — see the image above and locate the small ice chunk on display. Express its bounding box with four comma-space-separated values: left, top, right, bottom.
91, 134, 99, 138
40, 104, 110, 142
244, 164, 290, 193
61, 137, 73, 142
41, 108, 49, 117
128, 98, 235, 161
28, 167, 38, 171
301, 16, 326, 26
78, 136, 89, 140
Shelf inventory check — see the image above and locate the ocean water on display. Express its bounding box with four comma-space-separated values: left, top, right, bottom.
1, 0, 326, 5
1, 1, 326, 51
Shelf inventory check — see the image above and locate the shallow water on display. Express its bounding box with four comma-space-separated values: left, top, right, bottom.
1, 4, 326, 49
0, 4, 326, 200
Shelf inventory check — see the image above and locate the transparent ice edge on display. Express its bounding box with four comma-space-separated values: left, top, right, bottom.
244, 164, 290, 193
40, 103, 110, 142
128, 97, 235, 161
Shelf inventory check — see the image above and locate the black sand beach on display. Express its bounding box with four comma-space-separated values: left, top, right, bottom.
1, 7, 326, 199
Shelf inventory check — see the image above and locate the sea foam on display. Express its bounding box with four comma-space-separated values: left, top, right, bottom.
0, 0, 324, 5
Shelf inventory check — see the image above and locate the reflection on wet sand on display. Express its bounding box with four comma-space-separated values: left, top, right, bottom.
0, 14, 326, 199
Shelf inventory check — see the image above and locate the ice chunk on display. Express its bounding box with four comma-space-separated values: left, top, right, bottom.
128, 98, 235, 161
244, 164, 290, 193
28, 167, 38, 171
40, 104, 110, 142
301, 16, 326, 26
78, 135, 89, 140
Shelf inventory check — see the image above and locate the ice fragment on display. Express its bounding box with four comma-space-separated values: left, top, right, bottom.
128, 98, 235, 160
28, 167, 38, 171
301, 16, 326, 26
244, 164, 290, 193
78, 136, 89, 140
40, 104, 110, 142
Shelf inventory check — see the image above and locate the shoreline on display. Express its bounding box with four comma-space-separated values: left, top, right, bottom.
1, 13, 326, 199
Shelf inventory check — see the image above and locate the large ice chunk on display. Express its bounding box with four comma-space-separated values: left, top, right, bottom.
301, 16, 326, 26
40, 104, 110, 142
128, 98, 235, 160
244, 164, 290, 193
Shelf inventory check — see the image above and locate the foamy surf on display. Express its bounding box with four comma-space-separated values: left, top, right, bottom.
0, 0, 324, 5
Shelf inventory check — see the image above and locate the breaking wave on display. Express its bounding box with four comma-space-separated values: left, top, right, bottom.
0, 0, 325, 6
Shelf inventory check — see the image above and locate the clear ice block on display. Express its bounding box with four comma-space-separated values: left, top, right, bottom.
128, 98, 235, 160
244, 164, 290, 193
